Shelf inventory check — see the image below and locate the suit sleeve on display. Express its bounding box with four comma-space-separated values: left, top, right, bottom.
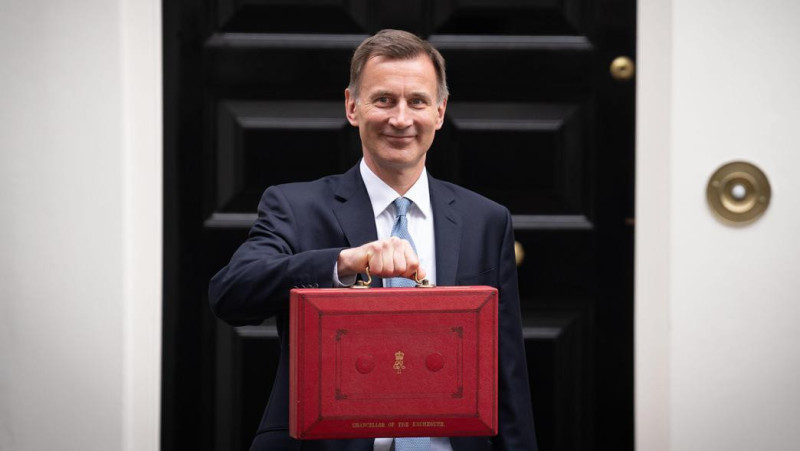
208, 186, 343, 326
494, 209, 538, 450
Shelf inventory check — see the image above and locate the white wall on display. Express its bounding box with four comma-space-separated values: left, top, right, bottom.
0, 0, 161, 450
637, 0, 800, 449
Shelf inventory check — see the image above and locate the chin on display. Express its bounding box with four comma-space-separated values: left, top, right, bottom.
383, 152, 424, 166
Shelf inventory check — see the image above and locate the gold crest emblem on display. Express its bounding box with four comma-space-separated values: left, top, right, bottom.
393, 350, 406, 374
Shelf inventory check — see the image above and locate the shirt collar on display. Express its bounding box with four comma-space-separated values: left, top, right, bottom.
359, 159, 431, 219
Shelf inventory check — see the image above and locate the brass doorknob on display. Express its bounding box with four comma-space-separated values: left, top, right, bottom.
610, 56, 635, 81
706, 161, 771, 224
514, 241, 525, 266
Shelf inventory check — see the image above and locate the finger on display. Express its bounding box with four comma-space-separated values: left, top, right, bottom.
392, 242, 408, 276
363, 250, 372, 272
366, 243, 382, 275
402, 244, 422, 279
380, 239, 395, 275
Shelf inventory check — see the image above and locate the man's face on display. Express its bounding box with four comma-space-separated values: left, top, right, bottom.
345, 55, 447, 177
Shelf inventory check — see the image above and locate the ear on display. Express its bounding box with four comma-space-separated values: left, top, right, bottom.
344, 88, 359, 127
435, 96, 448, 130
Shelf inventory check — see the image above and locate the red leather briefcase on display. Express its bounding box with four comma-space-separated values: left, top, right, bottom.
289, 284, 498, 440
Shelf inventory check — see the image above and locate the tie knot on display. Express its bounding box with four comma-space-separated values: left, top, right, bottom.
393, 197, 412, 217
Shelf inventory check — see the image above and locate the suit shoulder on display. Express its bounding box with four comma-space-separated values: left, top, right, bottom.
434, 179, 510, 217
261, 172, 346, 201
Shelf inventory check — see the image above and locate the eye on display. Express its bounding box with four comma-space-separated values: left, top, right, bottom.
374, 96, 392, 106
409, 98, 428, 107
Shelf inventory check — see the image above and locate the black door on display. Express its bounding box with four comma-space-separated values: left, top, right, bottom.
163, 1, 635, 450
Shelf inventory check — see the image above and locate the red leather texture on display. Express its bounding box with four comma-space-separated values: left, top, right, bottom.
289, 286, 498, 440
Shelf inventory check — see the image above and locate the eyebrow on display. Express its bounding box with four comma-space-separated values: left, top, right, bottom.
408, 91, 433, 101
369, 90, 394, 99
368, 90, 433, 101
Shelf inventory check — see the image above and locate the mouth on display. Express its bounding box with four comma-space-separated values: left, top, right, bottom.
383, 134, 415, 141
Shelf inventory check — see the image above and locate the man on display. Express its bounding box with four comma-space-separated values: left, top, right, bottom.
209, 29, 537, 450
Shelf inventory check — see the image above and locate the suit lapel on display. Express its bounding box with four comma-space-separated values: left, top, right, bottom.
331, 165, 383, 287
429, 175, 461, 287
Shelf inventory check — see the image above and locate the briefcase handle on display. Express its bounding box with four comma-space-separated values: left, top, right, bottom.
352, 264, 434, 289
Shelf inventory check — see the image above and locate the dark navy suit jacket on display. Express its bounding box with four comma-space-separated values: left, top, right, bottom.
209, 165, 537, 450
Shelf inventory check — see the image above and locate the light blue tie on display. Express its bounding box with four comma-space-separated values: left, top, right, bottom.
386, 199, 429, 450
395, 437, 431, 451
385, 197, 417, 288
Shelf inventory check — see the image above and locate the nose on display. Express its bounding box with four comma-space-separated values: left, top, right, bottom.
388, 101, 413, 129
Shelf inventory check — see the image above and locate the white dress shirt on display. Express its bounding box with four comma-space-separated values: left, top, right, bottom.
334, 160, 450, 451
359, 159, 436, 286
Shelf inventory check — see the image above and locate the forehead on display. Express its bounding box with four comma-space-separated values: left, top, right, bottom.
359, 55, 438, 95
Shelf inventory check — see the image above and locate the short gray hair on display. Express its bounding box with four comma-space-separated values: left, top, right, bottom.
348, 29, 449, 105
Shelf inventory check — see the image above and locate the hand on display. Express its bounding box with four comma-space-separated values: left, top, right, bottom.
337, 237, 425, 281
